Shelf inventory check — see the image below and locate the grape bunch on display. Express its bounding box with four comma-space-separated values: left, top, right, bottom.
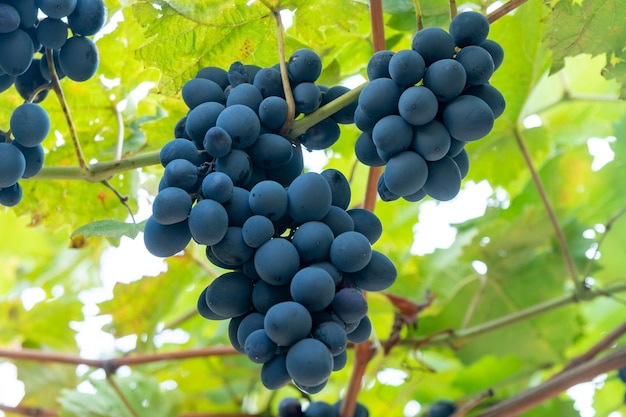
143, 49, 397, 393
0, 0, 107, 206
354, 11, 505, 202
277, 397, 369, 417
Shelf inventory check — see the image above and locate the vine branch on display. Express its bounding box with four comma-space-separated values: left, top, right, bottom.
473, 345, 626, 417
0, 404, 261, 417
513, 127, 583, 295
487, 0, 529, 23
106, 375, 141, 417
271, 10, 296, 139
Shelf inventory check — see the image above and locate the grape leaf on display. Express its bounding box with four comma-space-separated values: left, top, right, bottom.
71, 219, 147, 244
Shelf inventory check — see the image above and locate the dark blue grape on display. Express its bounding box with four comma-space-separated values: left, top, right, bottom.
264, 301, 312, 346
331, 287, 368, 323
0, 4, 20, 33
252, 280, 292, 314
367, 50, 394, 80
447, 137, 466, 157
10, 103, 50, 147
313, 321, 347, 356
182, 78, 224, 109
162, 158, 198, 191
67, 0, 107, 36
5, 0, 37, 28
332, 350, 348, 371
428, 401, 457, 417
15, 59, 49, 102
197, 286, 227, 321
248, 180, 288, 221
423, 59, 467, 102
228, 315, 246, 352
288, 48, 322, 83
37, 17, 67, 49
38, 0, 77, 19
346, 208, 382, 245
333, 401, 369, 417
196, 66, 228, 89
455, 45, 494, 85
449, 11, 489, 47
287, 172, 332, 223
388, 49, 425, 87
11, 142, 44, 178
412, 119, 451, 161
0, 30, 35, 76
0, 182, 22, 207
377, 173, 400, 202
278, 397, 303, 417
185, 102, 225, 145
0, 143, 26, 187
354, 106, 378, 134
480, 39, 504, 70
216, 104, 260, 149
59, 35, 99, 82
355, 132, 385, 167
152, 187, 192, 226
255, 238, 300, 286
215, 149, 253, 186
222, 186, 252, 226
293, 82, 321, 114
321, 168, 351, 210
262, 354, 291, 390
188, 199, 229, 245
423, 156, 462, 201
245, 329, 277, 364
0, 74, 15, 93
330, 231, 372, 273
304, 402, 334, 417
258, 96, 288, 130
286, 338, 333, 386
349, 251, 396, 291
411, 27, 455, 65
159, 138, 202, 167
248, 133, 293, 169
242, 215, 274, 248
290, 267, 335, 312
205, 271, 254, 318
143, 217, 191, 257
253, 67, 284, 98
404, 188, 427, 202
322, 85, 358, 124
210, 226, 254, 267
357, 77, 401, 121
236, 312, 265, 348
203, 126, 232, 158
300, 118, 340, 150
442, 95, 494, 141
266, 143, 303, 187
346, 315, 372, 343
463, 83, 506, 118
384, 150, 428, 196
453, 148, 469, 178
226, 82, 263, 111
227, 61, 249, 86
39, 51, 65, 82
322, 206, 355, 237
398, 86, 438, 126
372, 115, 413, 157
201, 172, 233, 203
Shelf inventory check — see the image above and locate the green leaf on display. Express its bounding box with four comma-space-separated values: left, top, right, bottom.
58, 373, 183, 417
71, 220, 147, 244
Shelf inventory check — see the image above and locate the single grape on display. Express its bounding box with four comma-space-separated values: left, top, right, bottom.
11, 142, 44, 178
287, 172, 332, 223
0, 4, 20, 33
159, 138, 203, 167
383, 150, 428, 196
455, 45, 495, 86
185, 101, 225, 145
0, 142, 26, 187
367, 50, 394, 80
398, 86, 438, 126
300, 118, 340, 150
258, 96, 288, 130
152, 186, 192, 226
290, 266, 336, 312
423, 156, 462, 201
201, 172, 234, 203
4, 0, 37, 29
357, 77, 401, 121
293, 82, 322, 114
0, 29, 35, 76
453, 148, 469, 178
264, 301, 312, 346
245, 329, 277, 364
261, 354, 291, 390
322, 85, 357, 124
162, 158, 198, 191
143, 217, 191, 257
355, 132, 385, 167
15, 60, 49, 102
222, 186, 252, 227
252, 280, 292, 314
286, 338, 334, 386
182, 78, 224, 109
249, 180, 288, 221
205, 271, 254, 318
411, 27, 455, 65
372, 115, 413, 157
313, 321, 347, 356
442, 95, 494, 141
480, 39, 504, 70
196, 286, 227, 321
226, 82, 263, 111
346, 315, 372, 343
330, 231, 372, 273
423, 59, 467, 102
215, 149, 253, 186
210, 226, 254, 267
412, 119, 452, 161
463, 83, 506, 118
322, 206, 355, 237
236, 312, 266, 348
248, 133, 293, 169
304, 401, 334, 417
0, 182, 22, 207
10, 103, 50, 147
388, 49, 426, 87
216, 104, 261, 149
427, 400, 457, 417
288, 48, 322, 83
253, 67, 284, 98
349, 250, 397, 291
331, 287, 368, 324
203, 126, 232, 158
346, 208, 382, 244
188, 199, 229, 245
449, 11, 489, 47
255, 238, 300, 286
67, 0, 107, 36
59, 35, 99, 82
278, 397, 303, 417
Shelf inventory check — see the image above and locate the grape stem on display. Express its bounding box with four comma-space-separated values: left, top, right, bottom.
412, 0, 424, 30
449, 0, 457, 20
45, 48, 89, 174
513, 127, 583, 296
487, 0, 529, 23
106, 375, 141, 417
271, 9, 297, 139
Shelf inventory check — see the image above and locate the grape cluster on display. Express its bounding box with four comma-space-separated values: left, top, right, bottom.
0, 0, 107, 206
278, 397, 369, 417
354, 11, 505, 202
144, 50, 397, 393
